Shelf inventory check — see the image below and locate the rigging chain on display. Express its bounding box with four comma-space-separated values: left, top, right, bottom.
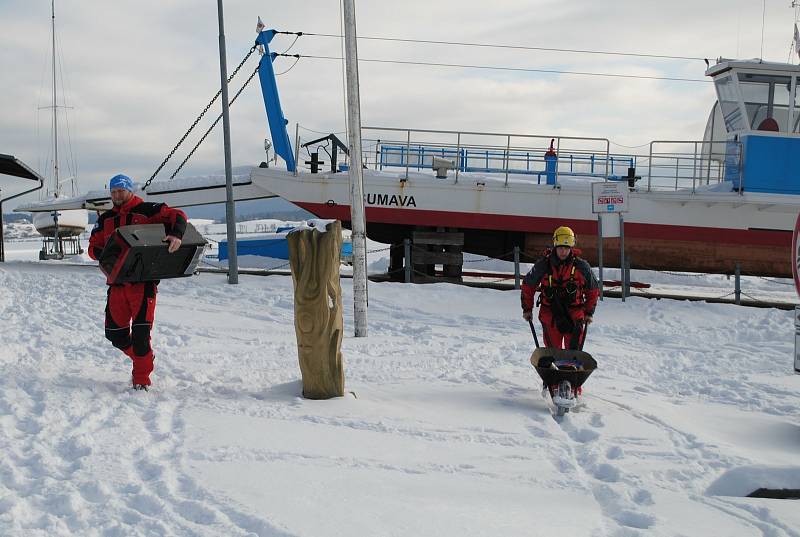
169, 65, 260, 180
144, 45, 258, 189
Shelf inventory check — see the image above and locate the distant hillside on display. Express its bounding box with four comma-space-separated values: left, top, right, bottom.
3, 221, 39, 240
2, 213, 31, 223
5, 197, 314, 226
183, 198, 314, 223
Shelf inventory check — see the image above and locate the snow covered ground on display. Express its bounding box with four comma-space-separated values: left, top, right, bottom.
1, 233, 799, 536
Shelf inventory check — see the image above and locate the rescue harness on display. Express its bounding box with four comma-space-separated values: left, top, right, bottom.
538, 259, 583, 334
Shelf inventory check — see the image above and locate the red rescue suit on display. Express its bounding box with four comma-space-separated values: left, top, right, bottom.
88, 195, 187, 386
521, 249, 600, 350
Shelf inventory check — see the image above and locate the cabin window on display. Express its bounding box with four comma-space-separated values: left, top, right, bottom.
737, 73, 792, 132
715, 75, 745, 132
794, 77, 800, 133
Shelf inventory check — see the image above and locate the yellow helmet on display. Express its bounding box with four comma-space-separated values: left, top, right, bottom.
553, 226, 576, 247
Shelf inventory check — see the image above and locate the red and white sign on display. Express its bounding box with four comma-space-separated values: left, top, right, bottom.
591, 181, 629, 214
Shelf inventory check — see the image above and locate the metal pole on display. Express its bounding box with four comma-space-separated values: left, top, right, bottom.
624, 256, 631, 298
343, 0, 368, 337
597, 214, 603, 301
794, 305, 800, 374
404, 238, 411, 283
294, 123, 300, 177
53, 211, 61, 258
734, 262, 741, 305
50, 0, 62, 259
513, 246, 520, 290
619, 212, 625, 302
675, 157, 679, 190
504, 134, 511, 186
454, 132, 461, 184
405, 129, 411, 179
51, 0, 59, 200
216, 0, 238, 284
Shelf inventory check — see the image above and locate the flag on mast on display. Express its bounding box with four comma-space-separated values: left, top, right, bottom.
256, 16, 265, 34
794, 23, 800, 60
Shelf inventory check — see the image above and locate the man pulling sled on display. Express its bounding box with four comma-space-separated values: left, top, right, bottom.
521, 226, 600, 416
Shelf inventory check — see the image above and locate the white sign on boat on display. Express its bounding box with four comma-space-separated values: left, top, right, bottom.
591, 181, 628, 214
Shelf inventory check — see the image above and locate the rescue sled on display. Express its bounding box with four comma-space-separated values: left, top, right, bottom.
531, 347, 597, 417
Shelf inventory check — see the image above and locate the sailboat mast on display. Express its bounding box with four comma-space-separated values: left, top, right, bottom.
51, 0, 59, 197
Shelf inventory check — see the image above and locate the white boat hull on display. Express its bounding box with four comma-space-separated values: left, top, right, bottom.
250, 167, 797, 277
33, 209, 88, 238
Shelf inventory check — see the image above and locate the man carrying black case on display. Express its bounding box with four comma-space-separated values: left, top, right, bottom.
88, 174, 189, 391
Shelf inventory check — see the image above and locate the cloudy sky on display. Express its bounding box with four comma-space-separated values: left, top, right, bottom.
1, 0, 797, 203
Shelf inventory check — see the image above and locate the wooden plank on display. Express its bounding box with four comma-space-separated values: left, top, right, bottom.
412, 250, 463, 265
412, 231, 464, 246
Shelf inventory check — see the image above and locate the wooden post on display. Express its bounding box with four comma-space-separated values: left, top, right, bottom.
287, 220, 345, 399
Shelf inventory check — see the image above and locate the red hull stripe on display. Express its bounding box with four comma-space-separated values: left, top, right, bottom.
293, 202, 791, 247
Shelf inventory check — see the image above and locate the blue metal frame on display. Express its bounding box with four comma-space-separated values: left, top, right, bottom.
255, 29, 296, 172
377, 144, 634, 183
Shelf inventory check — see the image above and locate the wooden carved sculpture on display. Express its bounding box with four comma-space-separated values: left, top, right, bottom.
287, 221, 345, 399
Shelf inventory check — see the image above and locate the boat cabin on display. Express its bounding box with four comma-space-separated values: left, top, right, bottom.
705, 59, 800, 193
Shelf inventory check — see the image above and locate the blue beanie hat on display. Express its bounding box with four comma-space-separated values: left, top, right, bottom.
109, 174, 134, 192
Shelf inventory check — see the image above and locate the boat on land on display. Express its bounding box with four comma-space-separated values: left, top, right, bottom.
31, 0, 88, 257
250, 51, 800, 278
17, 25, 800, 278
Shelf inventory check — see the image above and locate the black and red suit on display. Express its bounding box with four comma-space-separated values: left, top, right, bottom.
521, 249, 600, 350
88, 195, 187, 386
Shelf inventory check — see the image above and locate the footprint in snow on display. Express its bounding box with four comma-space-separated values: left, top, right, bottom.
129, 492, 165, 516
590, 413, 604, 428
606, 445, 624, 460
614, 509, 656, 530
632, 488, 654, 506
568, 427, 600, 443
593, 463, 621, 483
176, 500, 218, 525
79, 481, 111, 503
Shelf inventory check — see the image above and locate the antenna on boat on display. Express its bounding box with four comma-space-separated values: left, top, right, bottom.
791, 1, 800, 63
760, 0, 766, 61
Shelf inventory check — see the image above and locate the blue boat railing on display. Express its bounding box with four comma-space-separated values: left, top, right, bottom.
360, 126, 613, 186
376, 145, 635, 183
646, 140, 742, 194
296, 125, 740, 193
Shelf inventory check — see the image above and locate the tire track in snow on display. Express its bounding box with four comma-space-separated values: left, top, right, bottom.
588, 394, 792, 537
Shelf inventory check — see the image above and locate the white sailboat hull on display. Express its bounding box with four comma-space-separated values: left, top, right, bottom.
33, 209, 88, 237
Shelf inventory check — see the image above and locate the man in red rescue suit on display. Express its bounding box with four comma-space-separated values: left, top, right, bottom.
88, 174, 188, 391
521, 226, 600, 350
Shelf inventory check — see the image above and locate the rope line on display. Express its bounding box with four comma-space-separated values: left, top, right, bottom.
274, 53, 710, 83
169, 66, 260, 180
146, 45, 257, 188
289, 31, 708, 62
